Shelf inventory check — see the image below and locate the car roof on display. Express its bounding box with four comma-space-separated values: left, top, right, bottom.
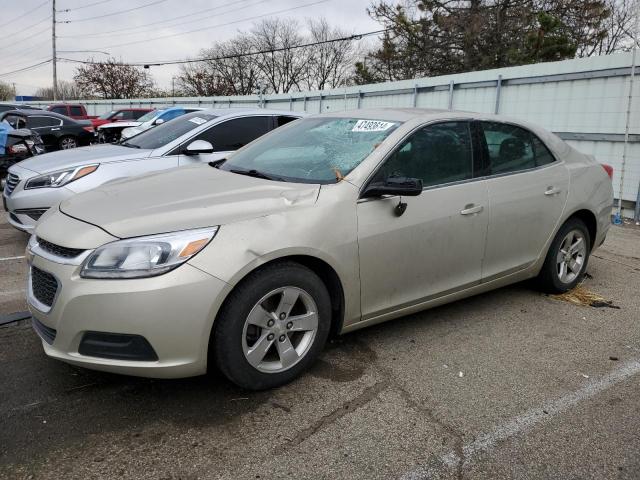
194, 108, 305, 118
0, 109, 75, 121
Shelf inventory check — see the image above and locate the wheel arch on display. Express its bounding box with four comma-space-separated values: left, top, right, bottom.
564, 208, 597, 249
206, 254, 347, 369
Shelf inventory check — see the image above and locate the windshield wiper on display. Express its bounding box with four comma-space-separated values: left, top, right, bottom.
208, 159, 226, 168
121, 142, 140, 149
229, 168, 284, 182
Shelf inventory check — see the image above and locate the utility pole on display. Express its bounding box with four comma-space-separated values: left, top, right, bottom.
52, 0, 57, 100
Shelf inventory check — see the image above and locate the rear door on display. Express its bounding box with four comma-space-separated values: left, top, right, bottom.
357, 120, 489, 319
26, 115, 63, 149
479, 121, 569, 281
179, 116, 272, 165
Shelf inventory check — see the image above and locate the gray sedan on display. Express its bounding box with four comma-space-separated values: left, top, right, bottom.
3, 109, 303, 232
26, 108, 613, 390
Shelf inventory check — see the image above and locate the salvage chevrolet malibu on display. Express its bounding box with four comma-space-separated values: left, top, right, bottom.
26, 108, 613, 390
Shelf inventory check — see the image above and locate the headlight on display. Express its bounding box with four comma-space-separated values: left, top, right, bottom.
80, 227, 218, 279
25, 164, 99, 189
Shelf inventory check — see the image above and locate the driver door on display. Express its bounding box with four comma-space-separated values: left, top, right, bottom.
356, 121, 489, 319
179, 116, 272, 166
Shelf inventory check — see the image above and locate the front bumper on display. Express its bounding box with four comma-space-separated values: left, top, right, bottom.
28, 251, 230, 378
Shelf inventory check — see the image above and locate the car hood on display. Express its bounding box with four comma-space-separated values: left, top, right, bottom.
16, 144, 152, 174
120, 125, 147, 139
59, 164, 321, 238
98, 121, 141, 130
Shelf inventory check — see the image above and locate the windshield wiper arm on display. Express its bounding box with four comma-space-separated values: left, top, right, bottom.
208, 158, 226, 168
121, 142, 140, 149
229, 168, 283, 181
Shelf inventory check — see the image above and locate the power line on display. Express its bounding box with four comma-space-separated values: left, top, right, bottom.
4, 0, 49, 24
78, 0, 332, 50
2, 55, 52, 71
0, 15, 51, 42
60, 0, 168, 23
60, 0, 120, 11
0, 59, 52, 78
59, 0, 267, 38
0, 25, 51, 51
59, 28, 388, 68
0, 38, 52, 61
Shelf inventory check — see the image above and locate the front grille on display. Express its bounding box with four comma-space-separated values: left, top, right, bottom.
16, 208, 48, 221
36, 237, 85, 258
4, 173, 19, 195
31, 266, 58, 308
32, 316, 57, 345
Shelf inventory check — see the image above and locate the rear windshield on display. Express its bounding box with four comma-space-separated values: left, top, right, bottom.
122, 111, 217, 150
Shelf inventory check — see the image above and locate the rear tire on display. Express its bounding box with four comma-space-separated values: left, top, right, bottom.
59, 136, 77, 150
536, 218, 591, 293
212, 262, 331, 390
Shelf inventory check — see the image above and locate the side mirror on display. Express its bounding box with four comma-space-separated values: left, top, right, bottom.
154, 118, 165, 125
184, 139, 214, 155
363, 176, 423, 198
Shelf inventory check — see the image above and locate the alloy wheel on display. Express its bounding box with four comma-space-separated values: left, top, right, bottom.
242, 286, 319, 373
556, 229, 587, 284
60, 137, 77, 149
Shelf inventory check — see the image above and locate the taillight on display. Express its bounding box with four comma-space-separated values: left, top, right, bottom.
83, 126, 94, 133
7, 144, 28, 154
601, 163, 613, 179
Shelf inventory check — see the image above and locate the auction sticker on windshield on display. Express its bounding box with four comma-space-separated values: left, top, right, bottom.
351, 120, 396, 132
189, 117, 208, 125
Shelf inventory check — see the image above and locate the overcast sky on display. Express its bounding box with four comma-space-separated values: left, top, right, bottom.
0, 0, 381, 96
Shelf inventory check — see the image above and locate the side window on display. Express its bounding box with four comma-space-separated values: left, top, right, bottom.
131, 110, 147, 120
4, 115, 26, 129
531, 136, 556, 166
196, 117, 271, 152
372, 121, 473, 188
112, 111, 127, 120
481, 122, 535, 174
50, 106, 67, 115
276, 115, 298, 128
27, 116, 58, 128
69, 106, 83, 116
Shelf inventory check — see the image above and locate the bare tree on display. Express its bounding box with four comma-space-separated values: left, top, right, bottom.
587, 0, 640, 55
208, 34, 262, 95
251, 18, 308, 93
0, 81, 13, 101
73, 58, 154, 99
34, 81, 84, 100
305, 18, 357, 90
177, 60, 231, 96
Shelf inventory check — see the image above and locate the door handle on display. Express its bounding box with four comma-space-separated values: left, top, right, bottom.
460, 204, 484, 215
544, 186, 561, 196
51, 128, 61, 131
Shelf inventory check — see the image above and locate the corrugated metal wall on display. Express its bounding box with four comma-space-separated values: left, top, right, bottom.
29, 51, 639, 208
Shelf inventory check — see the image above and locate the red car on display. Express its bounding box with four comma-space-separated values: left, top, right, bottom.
90, 108, 153, 128
46, 104, 97, 121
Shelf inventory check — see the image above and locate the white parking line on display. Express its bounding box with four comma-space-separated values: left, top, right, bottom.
401, 359, 640, 479
0, 255, 25, 262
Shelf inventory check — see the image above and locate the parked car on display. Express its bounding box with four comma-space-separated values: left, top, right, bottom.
46, 104, 97, 121
4, 109, 302, 231
0, 110, 95, 153
91, 108, 153, 130
22, 108, 613, 390
98, 107, 202, 143
0, 122, 44, 178
0, 103, 42, 113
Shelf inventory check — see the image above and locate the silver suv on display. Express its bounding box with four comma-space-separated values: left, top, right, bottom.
4, 109, 303, 232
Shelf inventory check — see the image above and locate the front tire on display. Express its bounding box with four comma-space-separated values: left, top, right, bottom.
212, 262, 331, 390
537, 218, 591, 293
